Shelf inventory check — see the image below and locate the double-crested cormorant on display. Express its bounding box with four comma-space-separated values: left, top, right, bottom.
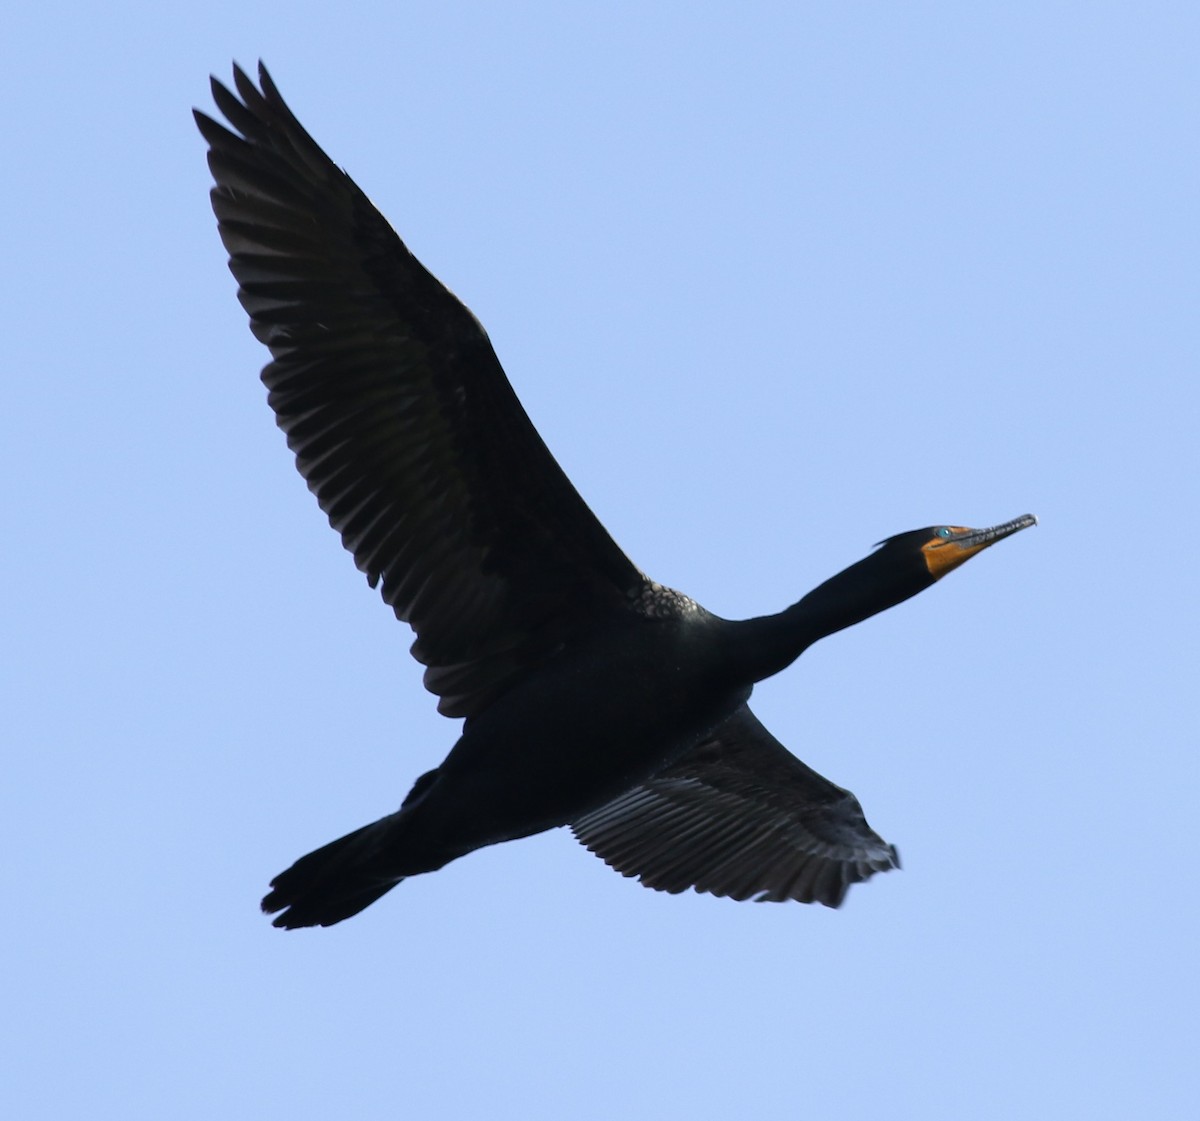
196, 63, 1035, 929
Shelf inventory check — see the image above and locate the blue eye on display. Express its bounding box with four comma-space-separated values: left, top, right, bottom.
936, 527, 952, 538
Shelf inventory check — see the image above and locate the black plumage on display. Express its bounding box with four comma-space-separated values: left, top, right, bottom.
196, 63, 1034, 928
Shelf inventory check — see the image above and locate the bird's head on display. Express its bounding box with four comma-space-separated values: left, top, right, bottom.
877, 514, 1038, 585
783, 513, 1038, 657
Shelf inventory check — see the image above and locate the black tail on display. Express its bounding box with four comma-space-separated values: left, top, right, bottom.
262, 816, 409, 929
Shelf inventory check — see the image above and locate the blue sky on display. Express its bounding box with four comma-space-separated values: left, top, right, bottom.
3, 3, 1196, 1118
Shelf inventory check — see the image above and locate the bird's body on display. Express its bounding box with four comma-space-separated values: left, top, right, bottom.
391, 609, 747, 858
424, 603, 744, 843
196, 63, 1035, 929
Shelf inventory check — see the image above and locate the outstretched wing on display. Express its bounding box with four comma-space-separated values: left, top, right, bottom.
571, 706, 898, 906
196, 63, 647, 719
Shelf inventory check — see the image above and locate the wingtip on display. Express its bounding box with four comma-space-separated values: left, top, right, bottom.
257, 60, 279, 99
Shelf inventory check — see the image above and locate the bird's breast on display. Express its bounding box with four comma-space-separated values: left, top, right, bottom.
418, 621, 749, 847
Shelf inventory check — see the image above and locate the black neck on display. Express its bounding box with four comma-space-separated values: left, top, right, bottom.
724, 548, 935, 684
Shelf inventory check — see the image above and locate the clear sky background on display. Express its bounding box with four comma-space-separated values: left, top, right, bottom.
3, 3, 1196, 1118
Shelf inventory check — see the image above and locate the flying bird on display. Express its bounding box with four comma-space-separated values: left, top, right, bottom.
196, 63, 1035, 929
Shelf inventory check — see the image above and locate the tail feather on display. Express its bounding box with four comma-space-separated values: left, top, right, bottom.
262, 817, 405, 930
